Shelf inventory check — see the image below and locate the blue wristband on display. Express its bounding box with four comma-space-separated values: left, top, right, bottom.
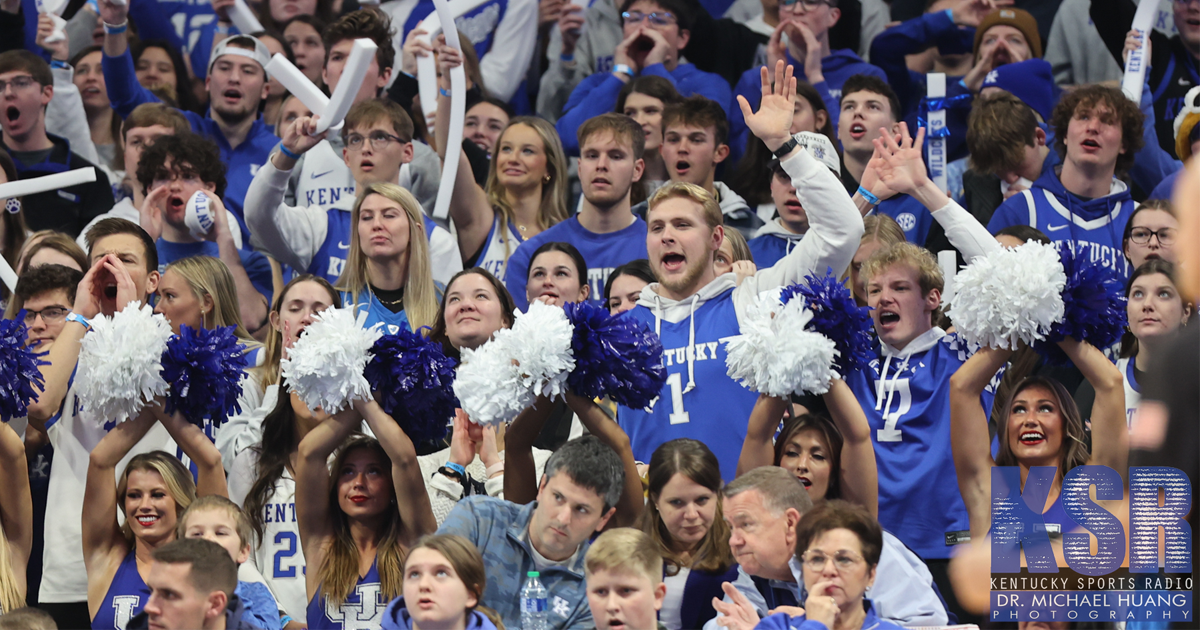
50, 59, 69, 70
279, 144, 301, 160
439, 87, 451, 97
280, 616, 293, 627
103, 20, 127, 34
444, 461, 466, 477
65, 312, 91, 330
857, 186, 880, 206
560, 52, 574, 62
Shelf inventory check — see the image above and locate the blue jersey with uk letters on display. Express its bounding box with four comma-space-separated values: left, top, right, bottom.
616, 290, 758, 482
92, 551, 150, 630
341, 290, 414, 336
843, 330, 998, 560
502, 216, 648, 311
309, 210, 438, 285
307, 559, 385, 630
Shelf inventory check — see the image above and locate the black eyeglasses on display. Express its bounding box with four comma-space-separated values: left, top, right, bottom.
346, 131, 410, 152
780, 0, 832, 9
621, 11, 677, 26
0, 75, 37, 94
1128, 227, 1176, 245
23, 306, 70, 325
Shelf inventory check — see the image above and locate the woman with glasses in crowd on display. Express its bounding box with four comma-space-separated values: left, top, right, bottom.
1122, 199, 1178, 270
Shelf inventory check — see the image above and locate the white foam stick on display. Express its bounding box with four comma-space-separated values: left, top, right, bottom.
228, 0, 264, 35
0, 249, 14, 292
313, 39, 378, 135
429, 0, 467, 222
938, 250, 957, 302
265, 54, 330, 126
926, 72, 947, 194
0, 167, 95, 199
1121, 0, 1159, 103
414, 0, 492, 129
35, 0, 67, 42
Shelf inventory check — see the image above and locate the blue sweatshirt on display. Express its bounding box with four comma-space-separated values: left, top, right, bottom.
103, 48, 279, 244
380, 600, 500, 630
729, 51, 885, 165
755, 600, 905, 630
988, 166, 1135, 281
556, 62, 732, 156
869, 10, 973, 120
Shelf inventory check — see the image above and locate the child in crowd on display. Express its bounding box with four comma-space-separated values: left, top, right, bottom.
585, 528, 668, 630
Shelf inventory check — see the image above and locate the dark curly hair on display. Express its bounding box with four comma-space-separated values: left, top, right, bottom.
1050, 84, 1144, 176
324, 9, 396, 77
136, 132, 227, 198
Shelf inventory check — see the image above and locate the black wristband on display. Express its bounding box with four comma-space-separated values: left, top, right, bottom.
772, 135, 799, 159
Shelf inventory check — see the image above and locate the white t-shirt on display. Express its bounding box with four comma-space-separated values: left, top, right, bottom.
660, 567, 691, 630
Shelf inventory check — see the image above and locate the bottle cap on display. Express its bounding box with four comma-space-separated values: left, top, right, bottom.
527, 571, 539, 577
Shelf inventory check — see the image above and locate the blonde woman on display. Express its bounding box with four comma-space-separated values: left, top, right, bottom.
434, 43, 569, 279
0, 421, 31, 615
82, 409, 227, 628
337, 183, 440, 334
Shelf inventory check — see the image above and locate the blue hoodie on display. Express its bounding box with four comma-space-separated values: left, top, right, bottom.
755, 599, 905, 630
556, 62, 732, 156
869, 10, 973, 120
729, 51, 885, 165
380, 599, 500, 630
988, 165, 1135, 281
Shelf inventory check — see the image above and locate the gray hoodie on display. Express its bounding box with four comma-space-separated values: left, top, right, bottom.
537, 0, 624, 122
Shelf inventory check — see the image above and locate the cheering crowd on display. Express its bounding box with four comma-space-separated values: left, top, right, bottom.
0, 0, 1196, 627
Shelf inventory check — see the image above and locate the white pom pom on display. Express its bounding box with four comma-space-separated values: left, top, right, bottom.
453, 328, 530, 427
280, 307, 382, 413
946, 241, 1066, 349
508, 301, 575, 398
453, 302, 575, 426
77, 301, 173, 425
725, 293, 838, 396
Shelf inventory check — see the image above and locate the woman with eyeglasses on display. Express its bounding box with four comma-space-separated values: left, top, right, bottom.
1122, 199, 1178, 269
553, 0, 731, 157
756, 501, 904, 630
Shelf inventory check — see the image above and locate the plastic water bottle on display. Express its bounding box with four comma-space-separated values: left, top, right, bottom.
520, 571, 548, 630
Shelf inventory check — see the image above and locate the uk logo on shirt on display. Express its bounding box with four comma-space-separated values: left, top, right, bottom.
552, 596, 571, 618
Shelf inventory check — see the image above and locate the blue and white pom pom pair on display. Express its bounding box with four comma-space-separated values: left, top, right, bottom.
945, 241, 1126, 362
725, 270, 874, 397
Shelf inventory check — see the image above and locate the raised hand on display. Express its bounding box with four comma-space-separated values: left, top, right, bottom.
274, 115, 326, 169
140, 184, 168, 240
712, 582, 762, 630
872, 121, 929, 197
612, 28, 643, 74
803, 582, 840, 629
640, 28, 671, 68
951, 0, 994, 27
558, 5, 585, 55
1123, 28, 1150, 65
97, 0, 128, 30
36, 14, 68, 61
736, 60, 796, 152
401, 28, 432, 77
783, 21, 823, 83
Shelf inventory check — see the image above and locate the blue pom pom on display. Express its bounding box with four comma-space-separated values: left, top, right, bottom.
1033, 247, 1127, 364
563, 301, 666, 409
364, 328, 458, 444
160, 325, 249, 428
780, 269, 875, 375
0, 313, 47, 422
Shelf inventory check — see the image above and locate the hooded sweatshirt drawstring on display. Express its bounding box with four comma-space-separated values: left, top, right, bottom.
653, 293, 701, 397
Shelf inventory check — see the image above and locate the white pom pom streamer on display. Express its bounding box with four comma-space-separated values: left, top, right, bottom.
453, 301, 575, 426
945, 241, 1066, 349
508, 301, 575, 398
724, 292, 838, 396
77, 302, 173, 425
281, 307, 382, 413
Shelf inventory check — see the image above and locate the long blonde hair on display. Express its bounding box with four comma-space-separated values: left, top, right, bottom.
484, 117, 569, 261
336, 183, 438, 332
115, 452, 196, 544
0, 534, 22, 614
165, 256, 260, 344
318, 436, 408, 607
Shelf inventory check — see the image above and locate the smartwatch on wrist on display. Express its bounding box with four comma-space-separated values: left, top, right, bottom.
772, 134, 799, 159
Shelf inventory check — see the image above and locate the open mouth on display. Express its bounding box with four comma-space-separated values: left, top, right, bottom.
1081, 139, 1100, 150
607, 620, 626, 630
104, 282, 118, 299
797, 476, 812, 488
169, 194, 185, 210
878, 311, 900, 326
136, 515, 160, 527
6, 106, 18, 123
1019, 431, 1046, 446
661, 253, 685, 272
674, 160, 691, 176
849, 123, 866, 140
417, 597, 435, 609
784, 199, 802, 210
223, 89, 242, 101
503, 167, 525, 176
591, 177, 611, 187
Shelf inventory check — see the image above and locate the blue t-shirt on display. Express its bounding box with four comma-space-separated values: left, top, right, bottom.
616, 289, 759, 481
503, 216, 648, 311
341, 290, 414, 336
307, 559, 385, 630
747, 233, 803, 269
156, 239, 275, 310
874, 194, 934, 246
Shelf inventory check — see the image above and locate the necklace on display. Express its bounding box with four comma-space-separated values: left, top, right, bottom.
517, 223, 529, 233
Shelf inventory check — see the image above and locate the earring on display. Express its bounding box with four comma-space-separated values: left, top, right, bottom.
543, 174, 551, 183
5, 198, 19, 214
